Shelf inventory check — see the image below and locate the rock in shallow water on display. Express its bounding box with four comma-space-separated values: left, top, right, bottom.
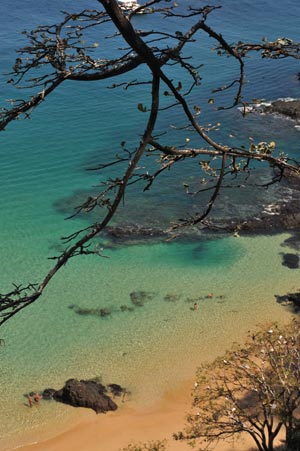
41, 388, 56, 400
282, 253, 300, 269
53, 379, 118, 414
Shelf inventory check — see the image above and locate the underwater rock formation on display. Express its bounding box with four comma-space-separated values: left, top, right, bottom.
68, 304, 112, 317
276, 291, 300, 313
163, 294, 181, 302
106, 224, 168, 240
281, 253, 300, 269
130, 291, 155, 307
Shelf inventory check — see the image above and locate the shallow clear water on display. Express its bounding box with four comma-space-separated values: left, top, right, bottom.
1, 0, 300, 449
0, 234, 298, 449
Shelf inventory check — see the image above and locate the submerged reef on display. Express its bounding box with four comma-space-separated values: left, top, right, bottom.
68, 290, 227, 321
275, 291, 300, 314
130, 290, 156, 307
68, 304, 112, 317
281, 253, 300, 269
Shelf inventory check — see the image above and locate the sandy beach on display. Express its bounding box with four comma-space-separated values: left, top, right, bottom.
16, 377, 261, 451
15, 378, 192, 451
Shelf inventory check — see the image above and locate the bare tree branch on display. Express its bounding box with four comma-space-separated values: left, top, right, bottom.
1, 0, 300, 324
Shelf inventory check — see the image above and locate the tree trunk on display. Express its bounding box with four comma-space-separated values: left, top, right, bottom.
286, 429, 300, 451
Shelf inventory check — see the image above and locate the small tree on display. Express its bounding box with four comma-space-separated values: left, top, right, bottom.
120, 440, 167, 451
179, 320, 300, 451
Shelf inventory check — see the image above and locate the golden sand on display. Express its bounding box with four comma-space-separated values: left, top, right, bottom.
16, 376, 280, 451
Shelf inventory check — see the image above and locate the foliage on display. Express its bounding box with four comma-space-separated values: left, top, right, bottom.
120, 439, 167, 451
177, 319, 300, 451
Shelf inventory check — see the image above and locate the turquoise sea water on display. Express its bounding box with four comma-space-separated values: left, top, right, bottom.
1, 0, 300, 449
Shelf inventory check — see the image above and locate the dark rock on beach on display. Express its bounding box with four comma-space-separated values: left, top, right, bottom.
53, 379, 118, 414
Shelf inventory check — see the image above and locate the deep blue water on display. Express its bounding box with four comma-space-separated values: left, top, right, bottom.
0, 0, 300, 449
1, 0, 300, 237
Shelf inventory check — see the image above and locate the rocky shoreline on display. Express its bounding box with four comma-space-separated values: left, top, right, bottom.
104, 105, 300, 243
242, 97, 300, 123
54, 98, 300, 248
262, 99, 300, 121
104, 171, 300, 242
